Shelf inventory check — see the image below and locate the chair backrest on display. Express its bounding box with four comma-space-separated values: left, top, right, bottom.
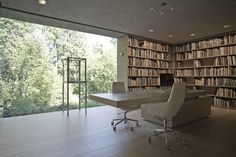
165, 82, 187, 117
112, 82, 126, 93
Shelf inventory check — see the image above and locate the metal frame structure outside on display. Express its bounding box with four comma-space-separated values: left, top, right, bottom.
62, 57, 87, 116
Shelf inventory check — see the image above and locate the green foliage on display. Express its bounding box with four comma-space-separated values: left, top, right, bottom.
0, 17, 117, 118
87, 44, 117, 93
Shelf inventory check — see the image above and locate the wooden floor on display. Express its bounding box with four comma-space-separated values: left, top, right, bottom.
0, 106, 236, 157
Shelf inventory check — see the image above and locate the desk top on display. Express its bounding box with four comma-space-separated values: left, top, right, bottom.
89, 90, 207, 108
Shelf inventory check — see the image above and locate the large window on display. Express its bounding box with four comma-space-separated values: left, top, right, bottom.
0, 17, 117, 118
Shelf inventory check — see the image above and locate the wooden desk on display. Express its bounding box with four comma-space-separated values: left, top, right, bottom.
89, 90, 207, 108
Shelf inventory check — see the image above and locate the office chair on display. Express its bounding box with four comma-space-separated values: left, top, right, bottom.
141, 82, 188, 151
111, 82, 139, 131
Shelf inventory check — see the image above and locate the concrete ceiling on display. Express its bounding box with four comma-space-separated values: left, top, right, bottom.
1, 0, 236, 44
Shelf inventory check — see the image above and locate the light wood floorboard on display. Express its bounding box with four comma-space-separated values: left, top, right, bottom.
0, 106, 236, 157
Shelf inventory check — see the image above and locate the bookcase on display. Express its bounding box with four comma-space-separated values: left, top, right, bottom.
174, 33, 236, 109
117, 36, 174, 91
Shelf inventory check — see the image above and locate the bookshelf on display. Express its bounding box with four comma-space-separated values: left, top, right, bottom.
117, 36, 174, 91
174, 33, 236, 108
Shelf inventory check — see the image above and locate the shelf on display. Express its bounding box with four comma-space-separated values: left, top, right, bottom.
175, 67, 195, 69
128, 55, 171, 62
176, 58, 195, 61
195, 42, 236, 51
128, 65, 171, 70
175, 75, 236, 78
208, 94, 236, 99
194, 85, 236, 89
194, 75, 236, 78
194, 65, 229, 68
176, 65, 232, 69
128, 84, 160, 87
176, 53, 236, 61
212, 105, 236, 110
175, 76, 194, 78
128, 75, 159, 78
195, 53, 236, 60
175, 42, 236, 53
128, 45, 171, 53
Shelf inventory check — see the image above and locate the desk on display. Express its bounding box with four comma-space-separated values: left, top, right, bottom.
90, 89, 207, 130
89, 90, 207, 108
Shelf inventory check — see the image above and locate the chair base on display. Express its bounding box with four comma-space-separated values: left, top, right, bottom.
147, 119, 188, 151
111, 111, 139, 131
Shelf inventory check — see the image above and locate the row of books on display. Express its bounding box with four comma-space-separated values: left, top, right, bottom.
175, 52, 193, 60
128, 58, 170, 68
213, 97, 236, 108
128, 78, 160, 86
175, 69, 193, 76
128, 87, 158, 91
193, 46, 236, 58
176, 56, 236, 68
175, 34, 236, 52
213, 56, 236, 66
128, 38, 169, 52
216, 88, 236, 98
193, 67, 232, 76
128, 48, 172, 60
128, 68, 172, 76
193, 60, 201, 67
194, 78, 236, 86
174, 78, 185, 83
129, 58, 157, 67
128, 68, 158, 76
175, 46, 236, 60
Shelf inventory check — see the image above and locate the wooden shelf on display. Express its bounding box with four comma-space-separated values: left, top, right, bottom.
128, 84, 160, 87
128, 55, 171, 62
176, 65, 233, 69
175, 76, 194, 78
174, 34, 236, 109
194, 65, 229, 68
208, 94, 236, 99
128, 45, 171, 53
175, 67, 195, 69
195, 42, 236, 51
176, 53, 236, 61
176, 58, 195, 61
194, 85, 236, 89
212, 105, 236, 110
128, 65, 171, 69
194, 75, 236, 78
175, 42, 236, 53
128, 75, 159, 78
195, 53, 236, 60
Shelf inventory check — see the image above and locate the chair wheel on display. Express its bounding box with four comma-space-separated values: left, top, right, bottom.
147, 138, 151, 143
130, 127, 134, 131
113, 127, 116, 131
136, 122, 139, 126
182, 140, 188, 146
111, 122, 114, 126
124, 120, 127, 124
165, 145, 171, 151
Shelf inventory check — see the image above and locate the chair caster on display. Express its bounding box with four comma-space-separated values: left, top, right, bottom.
113, 127, 116, 131
111, 122, 114, 126
130, 127, 134, 132
147, 138, 151, 144
165, 144, 171, 151
182, 140, 188, 146
136, 122, 139, 127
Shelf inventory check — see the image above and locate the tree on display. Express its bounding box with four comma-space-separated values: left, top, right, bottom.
87, 42, 117, 94
0, 17, 117, 117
